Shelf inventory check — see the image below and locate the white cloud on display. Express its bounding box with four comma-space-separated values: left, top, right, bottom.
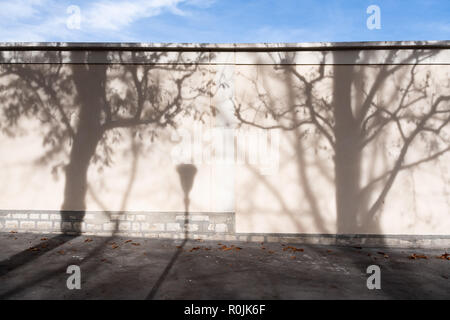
85, 0, 184, 31
0, 0, 215, 41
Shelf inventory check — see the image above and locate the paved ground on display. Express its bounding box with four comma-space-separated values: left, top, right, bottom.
0, 232, 448, 299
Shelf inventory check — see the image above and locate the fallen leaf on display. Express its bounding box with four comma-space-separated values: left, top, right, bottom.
40, 238, 48, 241
327, 250, 333, 253
189, 247, 200, 252
84, 238, 93, 243
58, 250, 65, 255
283, 246, 304, 253
268, 250, 274, 254
437, 253, 449, 260
124, 240, 132, 243
111, 244, 119, 249
131, 242, 140, 246
409, 253, 428, 259
176, 245, 182, 249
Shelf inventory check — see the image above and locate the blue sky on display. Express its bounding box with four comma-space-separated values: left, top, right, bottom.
0, 0, 448, 43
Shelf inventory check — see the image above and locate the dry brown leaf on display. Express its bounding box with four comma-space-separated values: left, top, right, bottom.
10, 231, 17, 233
124, 240, 132, 243
409, 253, 428, 259
131, 242, 140, 246
40, 238, 48, 241
84, 238, 93, 243
58, 250, 65, 255
111, 244, 119, 249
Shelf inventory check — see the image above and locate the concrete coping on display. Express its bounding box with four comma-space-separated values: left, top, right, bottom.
0, 40, 449, 52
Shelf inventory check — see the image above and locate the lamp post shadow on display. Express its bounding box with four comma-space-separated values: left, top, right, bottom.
146, 164, 197, 299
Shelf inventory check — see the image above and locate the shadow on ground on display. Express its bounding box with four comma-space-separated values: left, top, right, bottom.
0, 232, 448, 300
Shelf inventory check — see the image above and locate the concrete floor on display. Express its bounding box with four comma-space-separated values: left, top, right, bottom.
0, 232, 448, 299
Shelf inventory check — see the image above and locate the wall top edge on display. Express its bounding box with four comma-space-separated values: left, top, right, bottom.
1, 40, 450, 52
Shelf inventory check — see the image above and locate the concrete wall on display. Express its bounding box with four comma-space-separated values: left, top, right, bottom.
0, 42, 449, 245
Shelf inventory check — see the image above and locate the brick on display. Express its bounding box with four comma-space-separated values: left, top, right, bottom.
84, 213, 95, 220
135, 215, 146, 221
85, 224, 102, 231
166, 223, 181, 232
141, 223, 165, 231
126, 215, 135, 221
143, 233, 159, 239
29, 213, 40, 219
207, 224, 215, 231
250, 235, 265, 242
118, 222, 131, 231
215, 224, 228, 233
61, 222, 72, 230
13, 213, 28, 219
130, 233, 142, 237
266, 236, 280, 243
158, 233, 173, 239
37, 221, 53, 229
20, 221, 35, 229
111, 214, 126, 221
103, 222, 117, 231
132, 223, 141, 231
40, 214, 49, 220
50, 214, 61, 220
185, 224, 199, 232
191, 215, 209, 222
239, 235, 249, 241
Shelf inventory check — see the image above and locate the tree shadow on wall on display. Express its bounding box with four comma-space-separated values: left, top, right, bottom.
233, 44, 450, 298
0, 49, 212, 285
234, 44, 450, 235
